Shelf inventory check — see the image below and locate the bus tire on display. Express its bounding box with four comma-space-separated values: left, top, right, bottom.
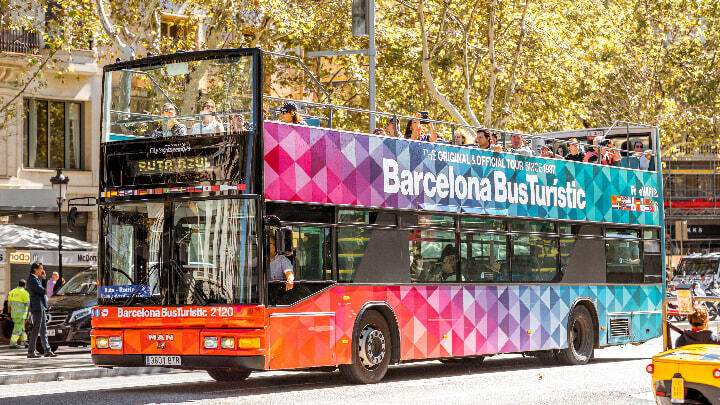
340, 310, 391, 384
556, 305, 594, 365
206, 368, 251, 382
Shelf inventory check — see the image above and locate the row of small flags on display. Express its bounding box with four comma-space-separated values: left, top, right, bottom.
611, 195, 656, 213
102, 184, 246, 198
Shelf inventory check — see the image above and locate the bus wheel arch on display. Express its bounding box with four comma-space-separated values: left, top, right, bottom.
571, 298, 600, 348
340, 305, 398, 384
353, 302, 401, 364
556, 299, 597, 365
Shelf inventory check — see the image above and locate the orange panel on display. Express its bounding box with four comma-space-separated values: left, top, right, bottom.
268, 313, 336, 370
92, 305, 266, 329
199, 329, 266, 357
122, 329, 200, 355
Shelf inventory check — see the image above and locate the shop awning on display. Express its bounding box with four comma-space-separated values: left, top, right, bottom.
0, 189, 58, 213
0, 224, 94, 250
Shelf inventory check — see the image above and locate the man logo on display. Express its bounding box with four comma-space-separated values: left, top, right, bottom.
148, 334, 174, 342
157, 341, 166, 349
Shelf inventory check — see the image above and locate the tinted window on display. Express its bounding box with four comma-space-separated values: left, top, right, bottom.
512, 221, 555, 233
461, 233, 509, 282
461, 218, 505, 232
606, 239, 642, 283
511, 235, 558, 282
291, 226, 332, 280
606, 228, 639, 238
418, 215, 455, 228
410, 230, 458, 282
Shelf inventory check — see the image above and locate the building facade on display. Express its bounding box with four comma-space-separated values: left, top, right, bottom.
0, 28, 101, 298
663, 145, 720, 267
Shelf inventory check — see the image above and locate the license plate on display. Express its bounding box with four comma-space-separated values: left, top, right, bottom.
145, 355, 181, 366
671, 377, 684, 403
47, 329, 56, 337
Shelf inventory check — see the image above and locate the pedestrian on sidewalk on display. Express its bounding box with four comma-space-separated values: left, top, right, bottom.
8, 279, 29, 349
46, 272, 59, 297
27, 262, 57, 358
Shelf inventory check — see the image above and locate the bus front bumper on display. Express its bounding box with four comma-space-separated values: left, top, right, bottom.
92, 354, 265, 370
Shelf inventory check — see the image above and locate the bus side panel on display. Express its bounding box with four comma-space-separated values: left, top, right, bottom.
267, 284, 662, 367
267, 313, 335, 369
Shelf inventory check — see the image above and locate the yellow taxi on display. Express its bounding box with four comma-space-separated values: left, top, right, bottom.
648, 344, 720, 404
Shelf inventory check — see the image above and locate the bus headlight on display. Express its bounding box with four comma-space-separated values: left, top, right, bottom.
95, 336, 109, 349
204, 336, 218, 349
221, 337, 235, 349
109, 337, 122, 350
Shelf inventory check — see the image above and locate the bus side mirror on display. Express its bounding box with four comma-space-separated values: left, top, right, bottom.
276, 227, 294, 256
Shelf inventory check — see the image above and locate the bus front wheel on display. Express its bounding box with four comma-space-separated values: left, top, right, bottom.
340, 310, 391, 384
207, 368, 251, 382
555, 305, 594, 365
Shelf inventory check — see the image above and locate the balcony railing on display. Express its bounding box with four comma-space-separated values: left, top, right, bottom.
0, 29, 41, 53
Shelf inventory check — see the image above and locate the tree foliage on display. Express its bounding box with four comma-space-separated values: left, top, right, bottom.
1, 0, 719, 153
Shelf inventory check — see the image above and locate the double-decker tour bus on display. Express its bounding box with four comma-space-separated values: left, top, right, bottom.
92, 48, 665, 384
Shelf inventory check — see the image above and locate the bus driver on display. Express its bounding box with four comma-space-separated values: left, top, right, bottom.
269, 231, 294, 291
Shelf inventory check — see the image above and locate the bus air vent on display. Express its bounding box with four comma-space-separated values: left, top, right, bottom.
609, 318, 630, 337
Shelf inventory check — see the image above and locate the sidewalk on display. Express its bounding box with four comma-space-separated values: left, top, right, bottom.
0, 344, 181, 385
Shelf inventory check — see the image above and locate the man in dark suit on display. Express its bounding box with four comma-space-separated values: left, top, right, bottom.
27, 262, 57, 358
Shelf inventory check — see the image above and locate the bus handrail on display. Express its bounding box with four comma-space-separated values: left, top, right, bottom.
261, 50, 332, 105
262, 94, 659, 172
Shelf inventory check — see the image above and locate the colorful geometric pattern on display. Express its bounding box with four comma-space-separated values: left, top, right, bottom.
264, 122, 661, 226
267, 284, 663, 368
611, 195, 657, 212
101, 184, 246, 198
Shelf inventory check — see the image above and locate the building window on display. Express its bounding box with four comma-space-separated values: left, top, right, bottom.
24, 98, 83, 169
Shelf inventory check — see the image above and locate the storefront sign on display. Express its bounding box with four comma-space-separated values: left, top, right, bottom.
9, 250, 31, 264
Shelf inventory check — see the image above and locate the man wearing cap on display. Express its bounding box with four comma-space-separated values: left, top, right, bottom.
278, 102, 307, 125
563, 138, 585, 162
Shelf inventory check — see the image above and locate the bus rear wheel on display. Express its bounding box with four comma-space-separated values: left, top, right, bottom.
556, 305, 594, 365
340, 310, 391, 384
207, 368, 251, 382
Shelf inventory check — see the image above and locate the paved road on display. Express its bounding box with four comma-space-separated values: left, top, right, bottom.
0, 338, 664, 405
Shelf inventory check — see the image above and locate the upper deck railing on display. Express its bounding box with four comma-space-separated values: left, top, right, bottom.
262, 94, 659, 173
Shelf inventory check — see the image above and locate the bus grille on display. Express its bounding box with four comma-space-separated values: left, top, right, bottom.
609, 318, 630, 337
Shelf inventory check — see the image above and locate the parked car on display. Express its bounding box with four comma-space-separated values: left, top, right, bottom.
38, 269, 96, 352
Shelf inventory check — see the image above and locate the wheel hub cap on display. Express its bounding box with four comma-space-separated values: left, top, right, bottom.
358, 326, 386, 368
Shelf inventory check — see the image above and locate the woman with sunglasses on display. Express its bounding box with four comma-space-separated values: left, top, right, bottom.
151, 103, 187, 138
191, 99, 224, 135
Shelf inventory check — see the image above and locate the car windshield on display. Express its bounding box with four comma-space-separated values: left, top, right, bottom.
98, 199, 259, 306
54, 271, 97, 295
678, 259, 719, 277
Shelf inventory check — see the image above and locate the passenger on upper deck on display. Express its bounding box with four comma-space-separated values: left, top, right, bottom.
632, 141, 654, 171
599, 138, 622, 166
278, 102, 308, 126
563, 138, 585, 162
538, 144, 562, 159
452, 132, 466, 146
151, 103, 187, 138
675, 306, 720, 348
507, 134, 533, 156
583, 137, 603, 164
474, 129, 502, 152
385, 117, 399, 137
373, 128, 386, 136
404, 112, 438, 142
191, 99, 224, 135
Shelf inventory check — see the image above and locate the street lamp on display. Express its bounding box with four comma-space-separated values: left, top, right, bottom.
50, 168, 69, 284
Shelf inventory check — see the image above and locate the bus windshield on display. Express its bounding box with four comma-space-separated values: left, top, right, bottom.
98, 199, 259, 306
102, 54, 254, 142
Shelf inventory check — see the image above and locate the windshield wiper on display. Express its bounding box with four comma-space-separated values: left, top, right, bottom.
122, 264, 161, 307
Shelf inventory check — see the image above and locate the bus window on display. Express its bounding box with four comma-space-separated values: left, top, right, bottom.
511, 235, 559, 282
418, 215, 455, 229
338, 210, 396, 226
605, 238, 642, 283
338, 227, 410, 283
461, 233, 509, 282
291, 226, 332, 280
511, 221, 555, 233
410, 230, 458, 282
460, 218, 505, 232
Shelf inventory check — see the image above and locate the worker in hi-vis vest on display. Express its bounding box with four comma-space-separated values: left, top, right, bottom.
8, 279, 30, 348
